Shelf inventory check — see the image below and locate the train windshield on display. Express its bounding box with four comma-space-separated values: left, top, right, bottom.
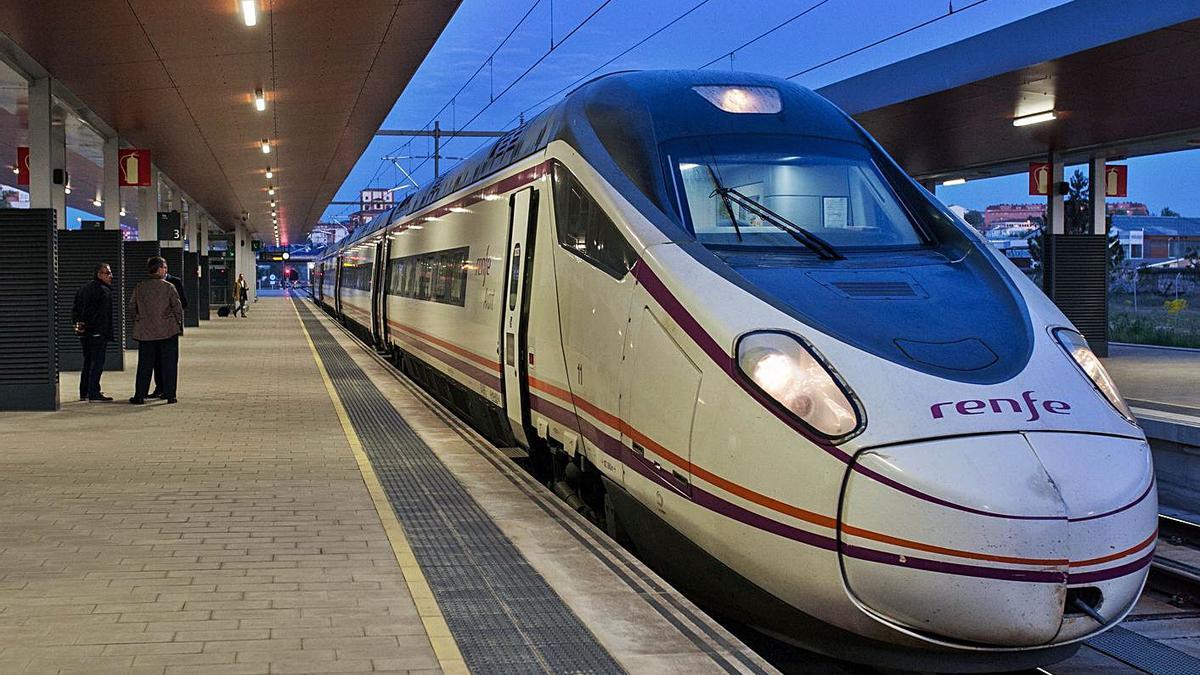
670, 136, 926, 252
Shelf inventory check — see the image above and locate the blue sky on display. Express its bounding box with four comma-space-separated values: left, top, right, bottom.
321, 0, 1200, 225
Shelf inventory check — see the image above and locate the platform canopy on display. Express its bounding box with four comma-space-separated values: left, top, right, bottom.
0, 0, 460, 242
816, 0, 1200, 182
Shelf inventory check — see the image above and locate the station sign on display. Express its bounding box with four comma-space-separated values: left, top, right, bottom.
1104, 165, 1128, 197
14, 146, 28, 186
118, 149, 152, 186
156, 211, 182, 241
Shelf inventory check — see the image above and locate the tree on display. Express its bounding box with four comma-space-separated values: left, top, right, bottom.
964, 210, 984, 227
1064, 169, 1090, 235
1161, 206, 1181, 217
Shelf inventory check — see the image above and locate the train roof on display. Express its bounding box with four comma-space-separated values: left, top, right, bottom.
329, 70, 866, 255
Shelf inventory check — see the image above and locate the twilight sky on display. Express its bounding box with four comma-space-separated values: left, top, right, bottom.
320, 0, 1200, 226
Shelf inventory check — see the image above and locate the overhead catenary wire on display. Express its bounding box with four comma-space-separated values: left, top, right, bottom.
697, 0, 835, 70
786, 0, 990, 80
398, 0, 616, 184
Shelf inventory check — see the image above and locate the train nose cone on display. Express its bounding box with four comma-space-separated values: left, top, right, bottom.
838, 434, 1071, 646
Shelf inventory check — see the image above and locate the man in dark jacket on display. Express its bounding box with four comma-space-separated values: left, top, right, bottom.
148, 261, 187, 399
72, 262, 114, 401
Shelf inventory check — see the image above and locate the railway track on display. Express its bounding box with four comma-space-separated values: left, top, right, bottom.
1037, 514, 1200, 675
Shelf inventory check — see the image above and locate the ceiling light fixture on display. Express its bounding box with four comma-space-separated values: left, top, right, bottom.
265, 167, 273, 179
941, 178, 967, 186
261, 139, 271, 154
1013, 110, 1056, 127
10, 166, 17, 175
120, 207, 126, 216
254, 88, 266, 111
64, 186, 71, 195
92, 198, 102, 207
270, 200, 276, 207
240, 0, 257, 27
268, 186, 275, 195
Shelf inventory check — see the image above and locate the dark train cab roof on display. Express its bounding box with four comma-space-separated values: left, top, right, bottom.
329, 70, 872, 254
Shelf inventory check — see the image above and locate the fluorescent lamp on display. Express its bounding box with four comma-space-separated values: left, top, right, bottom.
261, 139, 271, 154
254, 88, 266, 111
941, 178, 967, 186
240, 0, 257, 27
1013, 111, 1056, 127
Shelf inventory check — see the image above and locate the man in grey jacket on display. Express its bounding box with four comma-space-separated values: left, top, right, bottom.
129, 256, 184, 404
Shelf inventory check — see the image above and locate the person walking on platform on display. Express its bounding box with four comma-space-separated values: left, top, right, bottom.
129, 256, 183, 405
232, 272, 249, 318
148, 261, 188, 399
71, 262, 114, 401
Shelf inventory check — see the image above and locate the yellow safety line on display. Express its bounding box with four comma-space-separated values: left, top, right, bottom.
290, 298, 469, 675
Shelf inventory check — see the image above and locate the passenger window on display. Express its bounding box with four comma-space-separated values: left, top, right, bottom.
508, 243, 521, 311
552, 163, 636, 279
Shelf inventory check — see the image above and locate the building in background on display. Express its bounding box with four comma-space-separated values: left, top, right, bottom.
348, 188, 393, 228
1112, 215, 1200, 267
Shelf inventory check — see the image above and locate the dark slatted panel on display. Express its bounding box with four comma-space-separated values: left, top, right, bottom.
183, 252, 200, 327
57, 231, 125, 371
122, 241, 161, 349
0, 209, 58, 410
1046, 234, 1110, 357
198, 255, 210, 320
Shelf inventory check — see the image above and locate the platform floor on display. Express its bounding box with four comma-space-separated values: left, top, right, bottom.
0, 296, 770, 675
1104, 343, 1200, 417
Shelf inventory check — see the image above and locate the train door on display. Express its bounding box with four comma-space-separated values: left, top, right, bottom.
371, 239, 389, 346
333, 255, 343, 318
500, 187, 539, 447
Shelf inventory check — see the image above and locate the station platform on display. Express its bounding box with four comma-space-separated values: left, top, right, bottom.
0, 296, 772, 675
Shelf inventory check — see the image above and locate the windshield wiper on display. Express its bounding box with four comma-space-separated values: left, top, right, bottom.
706, 165, 743, 242
706, 166, 844, 260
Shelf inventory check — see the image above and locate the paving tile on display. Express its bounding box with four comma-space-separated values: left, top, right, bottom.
0, 300, 440, 675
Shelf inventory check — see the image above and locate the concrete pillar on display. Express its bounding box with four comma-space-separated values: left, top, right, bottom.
1047, 152, 1065, 235
103, 137, 120, 230
27, 78, 53, 213
1089, 155, 1107, 236
51, 118, 66, 229
233, 221, 246, 304
199, 215, 209, 254
138, 164, 157, 241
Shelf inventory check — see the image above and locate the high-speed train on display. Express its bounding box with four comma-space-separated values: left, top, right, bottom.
314, 71, 1155, 671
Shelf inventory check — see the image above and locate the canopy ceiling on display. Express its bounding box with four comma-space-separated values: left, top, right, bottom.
817, 0, 1200, 182
0, 0, 460, 242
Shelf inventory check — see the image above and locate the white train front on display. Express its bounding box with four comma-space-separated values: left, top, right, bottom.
314, 71, 1155, 671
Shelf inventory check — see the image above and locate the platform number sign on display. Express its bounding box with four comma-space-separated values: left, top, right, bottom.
156, 211, 182, 241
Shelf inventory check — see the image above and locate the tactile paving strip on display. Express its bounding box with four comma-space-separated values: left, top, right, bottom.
296, 299, 624, 674
1086, 625, 1200, 675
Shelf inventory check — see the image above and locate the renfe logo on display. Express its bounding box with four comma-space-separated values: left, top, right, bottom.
931, 391, 1070, 422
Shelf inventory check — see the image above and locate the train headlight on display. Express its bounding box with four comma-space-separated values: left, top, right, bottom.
1053, 328, 1135, 423
736, 332, 861, 439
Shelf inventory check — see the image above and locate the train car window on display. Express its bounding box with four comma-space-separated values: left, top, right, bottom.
508, 243, 521, 311
551, 163, 637, 280
382, 247, 468, 306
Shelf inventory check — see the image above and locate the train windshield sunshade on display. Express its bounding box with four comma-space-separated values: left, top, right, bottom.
692, 85, 781, 114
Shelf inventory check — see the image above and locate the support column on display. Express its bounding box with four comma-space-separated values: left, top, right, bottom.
50, 118, 66, 229
27, 78, 53, 213
1047, 152, 1065, 235
233, 221, 247, 305
199, 215, 209, 254
1089, 155, 1107, 236
103, 137, 120, 230
138, 164, 157, 241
